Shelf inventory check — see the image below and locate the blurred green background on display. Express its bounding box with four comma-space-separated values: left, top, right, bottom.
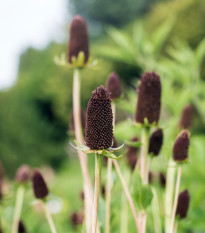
0, 0, 205, 232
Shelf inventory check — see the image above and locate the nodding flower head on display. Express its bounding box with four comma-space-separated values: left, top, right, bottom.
135, 72, 161, 125
15, 165, 31, 183
173, 130, 190, 162
18, 220, 27, 233
68, 15, 89, 64
85, 86, 113, 150
106, 72, 122, 100
176, 189, 190, 219
148, 129, 163, 156
179, 104, 194, 129
32, 169, 49, 199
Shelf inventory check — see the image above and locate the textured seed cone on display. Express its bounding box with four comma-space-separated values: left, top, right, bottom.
70, 108, 86, 132
173, 130, 190, 162
176, 189, 190, 219
68, 15, 89, 64
32, 169, 49, 199
179, 104, 194, 129
135, 72, 161, 124
85, 86, 113, 150
126, 137, 138, 171
70, 211, 84, 226
148, 129, 163, 156
159, 172, 166, 187
106, 72, 122, 100
15, 165, 31, 183
18, 221, 27, 233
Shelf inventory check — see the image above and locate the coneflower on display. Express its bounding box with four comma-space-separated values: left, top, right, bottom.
68, 15, 89, 64
159, 172, 166, 187
18, 221, 27, 233
148, 129, 163, 156
15, 165, 30, 184
126, 137, 138, 171
179, 104, 194, 129
85, 86, 113, 150
135, 72, 161, 125
173, 130, 190, 162
176, 189, 190, 219
32, 169, 49, 199
106, 72, 122, 100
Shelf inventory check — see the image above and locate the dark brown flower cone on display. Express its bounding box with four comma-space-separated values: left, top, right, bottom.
70, 108, 86, 132
18, 221, 27, 233
70, 211, 84, 226
173, 130, 190, 162
85, 86, 113, 150
179, 104, 194, 129
32, 169, 49, 199
68, 15, 89, 64
15, 165, 31, 183
148, 129, 163, 156
126, 137, 138, 171
159, 172, 166, 187
135, 72, 161, 124
106, 72, 122, 100
176, 189, 190, 219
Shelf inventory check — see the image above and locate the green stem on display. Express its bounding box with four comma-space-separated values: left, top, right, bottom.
11, 185, 25, 233
92, 154, 102, 233
43, 201, 58, 233
165, 159, 176, 233
170, 165, 182, 233
151, 188, 162, 233
73, 68, 93, 233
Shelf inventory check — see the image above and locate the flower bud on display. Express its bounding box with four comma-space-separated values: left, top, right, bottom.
176, 189, 190, 219
159, 172, 166, 187
173, 130, 190, 162
85, 86, 113, 150
18, 221, 27, 233
179, 104, 194, 129
148, 129, 163, 156
126, 137, 138, 171
70, 211, 84, 226
15, 165, 30, 183
32, 169, 49, 199
68, 15, 89, 64
106, 72, 122, 100
135, 72, 161, 124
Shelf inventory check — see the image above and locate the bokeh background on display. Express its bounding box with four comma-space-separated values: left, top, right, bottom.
0, 0, 205, 232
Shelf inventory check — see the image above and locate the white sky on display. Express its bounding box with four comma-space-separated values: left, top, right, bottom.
0, 0, 67, 89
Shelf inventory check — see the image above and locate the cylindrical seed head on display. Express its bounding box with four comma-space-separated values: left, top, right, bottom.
18, 221, 27, 233
32, 169, 49, 199
106, 72, 122, 100
15, 165, 31, 183
176, 189, 190, 219
68, 15, 89, 64
179, 104, 194, 129
173, 130, 190, 162
85, 86, 113, 150
135, 72, 161, 124
148, 129, 163, 156
126, 137, 138, 171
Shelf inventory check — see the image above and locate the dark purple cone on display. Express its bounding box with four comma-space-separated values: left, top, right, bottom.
15, 165, 30, 183
126, 137, 138, 171
32, 169, 49, 199
106, 72, 122, 100
159, 172, 166, 187
85, 86, 113, 150
176, 189, 190, 219
179, 104, 194, 129
148, 129, 163, 156
70, 109, 86, 132
173, 130, 190, 162
70, 211, 84, 226
18, 221, 27, 233
135, 72, 161, 124
68, 15, 89, 64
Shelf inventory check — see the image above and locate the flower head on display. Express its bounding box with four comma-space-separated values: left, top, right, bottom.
106, 72, 122, 100
173, 130, 190, 162
70, 211, 84, 226
179, 104, 194, 129
159, 172, 166, 187
176, 189, 190, 219
15, 165, 30, 183
126, 137, 138, 170
32, 169, 49, 199
135, 72, 161, 125
148, 129, 163, 156
85, 86, 113, 150
18, 220, 27, 233
68, 15, 89, 64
